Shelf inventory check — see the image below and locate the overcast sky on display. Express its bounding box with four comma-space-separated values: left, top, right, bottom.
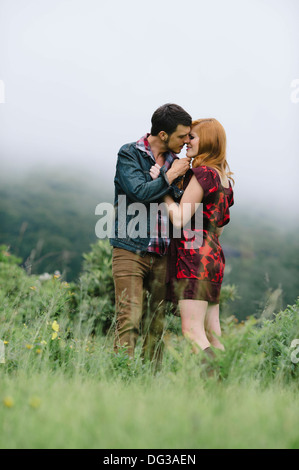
0, 0, 298, 214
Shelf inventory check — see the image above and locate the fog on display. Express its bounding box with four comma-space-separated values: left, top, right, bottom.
0, 0, 299, 216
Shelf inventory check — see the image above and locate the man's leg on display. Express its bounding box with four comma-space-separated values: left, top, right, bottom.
112, 248, 150, 357
141, 254, 168, 367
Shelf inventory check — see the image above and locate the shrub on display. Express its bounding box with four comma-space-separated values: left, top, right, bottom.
69, 240, 115, 335
214, 298, 299, 384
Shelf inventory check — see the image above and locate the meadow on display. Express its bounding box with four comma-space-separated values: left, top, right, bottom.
1, 241, 299, 450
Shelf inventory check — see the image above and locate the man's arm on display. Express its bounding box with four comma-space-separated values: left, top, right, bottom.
116, 147, 189, 203
166, 158, 191, 185
150, 159, 191, 185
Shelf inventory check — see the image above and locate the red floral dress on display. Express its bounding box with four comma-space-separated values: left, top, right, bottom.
166, 165, 234, 307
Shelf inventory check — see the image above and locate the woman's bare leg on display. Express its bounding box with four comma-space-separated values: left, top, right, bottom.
179, 299, 210, 351
204, 303, 224, 350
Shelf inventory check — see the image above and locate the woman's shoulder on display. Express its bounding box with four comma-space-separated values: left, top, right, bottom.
192, 165, 233, 189
191, 165, 220, 180
191, 165, 220, 184
190, 165, 220, 196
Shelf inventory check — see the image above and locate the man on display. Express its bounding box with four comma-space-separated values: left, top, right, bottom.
110, 103, 192, 367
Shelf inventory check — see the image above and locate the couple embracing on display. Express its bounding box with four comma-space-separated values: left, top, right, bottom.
109, 103, 234, 369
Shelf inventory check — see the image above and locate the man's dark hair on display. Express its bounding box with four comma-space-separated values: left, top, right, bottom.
150, 103, 192, 136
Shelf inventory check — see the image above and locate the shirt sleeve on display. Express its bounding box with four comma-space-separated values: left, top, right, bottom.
190, 166, 220, 198
228, 189, 234, 207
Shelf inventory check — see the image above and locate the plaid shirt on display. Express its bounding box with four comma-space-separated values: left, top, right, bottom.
136, 133, 177, 256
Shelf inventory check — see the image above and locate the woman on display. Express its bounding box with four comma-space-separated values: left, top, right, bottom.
150, 118, 234, 356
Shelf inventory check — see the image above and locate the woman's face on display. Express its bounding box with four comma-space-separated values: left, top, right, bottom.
186, 129, 200, 158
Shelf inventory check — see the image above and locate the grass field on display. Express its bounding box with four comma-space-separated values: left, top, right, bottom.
1, 346, 299, 449
1, 244, 299, 449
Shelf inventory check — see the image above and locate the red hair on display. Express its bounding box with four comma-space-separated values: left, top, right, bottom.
191, 118, 234, 184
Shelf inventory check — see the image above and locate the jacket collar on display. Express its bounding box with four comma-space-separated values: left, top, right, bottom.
136, 133, 178, 163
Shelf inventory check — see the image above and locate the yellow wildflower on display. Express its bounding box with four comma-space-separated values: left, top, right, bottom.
52, 320, 59, 332
51, 332, 58, 340
3, 396, 14, 408
29, 396, 41, 409
26, 344, 33, 350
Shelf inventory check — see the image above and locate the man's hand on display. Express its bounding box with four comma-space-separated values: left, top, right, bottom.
166, 157, 191, 184
150, 163, 161, 180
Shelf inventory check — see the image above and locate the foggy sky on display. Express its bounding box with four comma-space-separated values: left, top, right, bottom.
0, 0, 299, 213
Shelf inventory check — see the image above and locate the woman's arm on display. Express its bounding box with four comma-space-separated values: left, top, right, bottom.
215, 227, 224, 237
163, 175, 204, 228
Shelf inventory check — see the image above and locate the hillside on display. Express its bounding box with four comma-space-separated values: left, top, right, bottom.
0, 167, 112, 281
0, 168, 298, 320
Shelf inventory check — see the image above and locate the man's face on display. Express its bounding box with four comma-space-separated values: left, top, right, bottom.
165, 125, 191, 154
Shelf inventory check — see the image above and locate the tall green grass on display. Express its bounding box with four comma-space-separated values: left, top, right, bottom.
1, 242, 299, 449
1, 372, 299, 449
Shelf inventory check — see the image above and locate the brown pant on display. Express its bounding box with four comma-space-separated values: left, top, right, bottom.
112, 247, 168, 365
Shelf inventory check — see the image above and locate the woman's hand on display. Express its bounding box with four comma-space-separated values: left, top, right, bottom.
150, 163, 161, 180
